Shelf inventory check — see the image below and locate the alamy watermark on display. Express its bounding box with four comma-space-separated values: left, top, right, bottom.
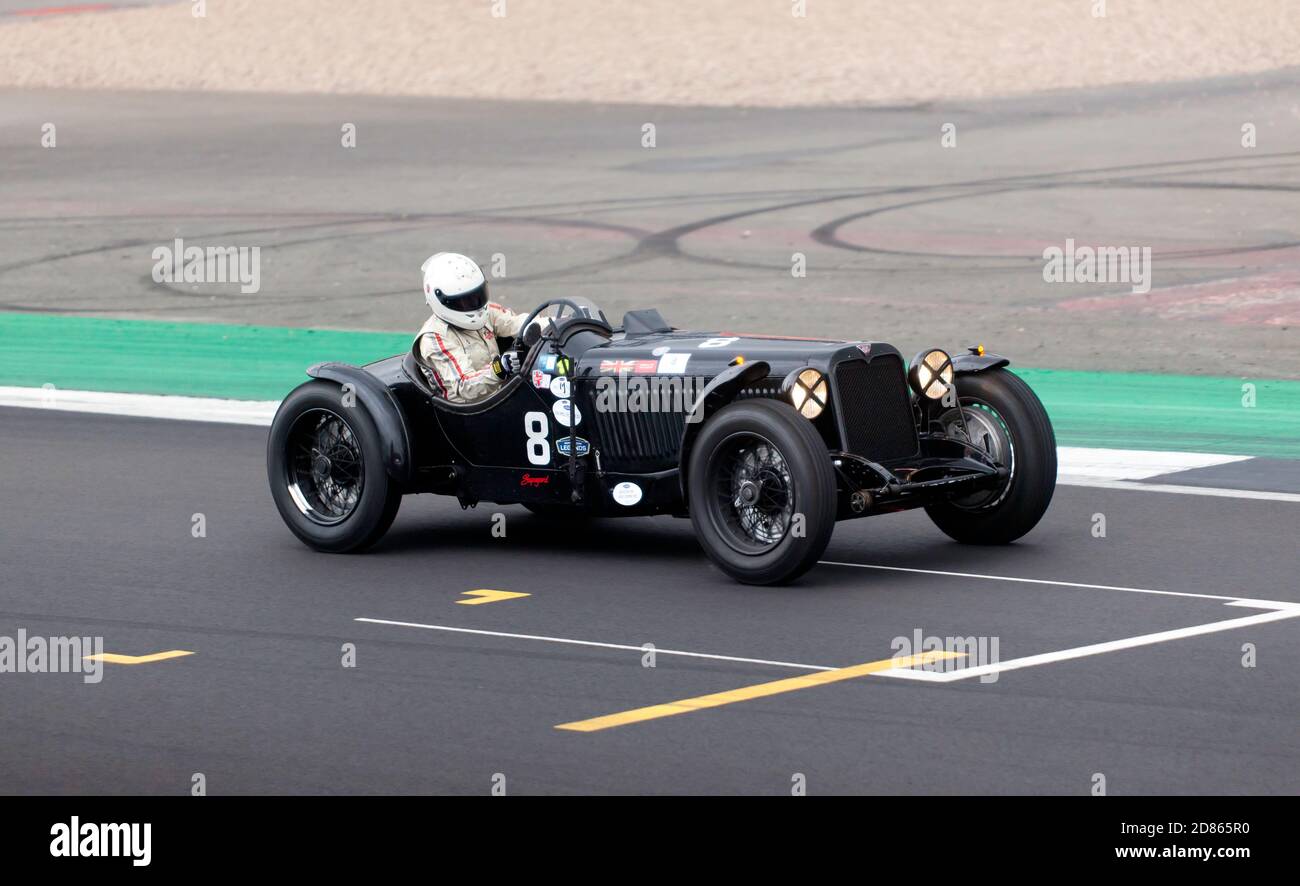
1042, 238, 1151, 294
1, 629, 103, 684
50, 817, 150, 866
594, 374, 708, 423
892, 629, 1001, 683
152, 237, 261, 293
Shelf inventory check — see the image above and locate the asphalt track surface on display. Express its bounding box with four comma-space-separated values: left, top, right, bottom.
2, 72, 1300, 378
3, 74, 1299, 795
2, 406, 1298, 795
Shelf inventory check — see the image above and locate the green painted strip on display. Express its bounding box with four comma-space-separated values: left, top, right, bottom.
1009, 368, 1300, 459
0, 313, 410, 402
1, 312, 1297, 458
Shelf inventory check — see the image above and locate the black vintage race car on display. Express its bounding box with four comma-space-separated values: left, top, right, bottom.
267, 298, 1056, 584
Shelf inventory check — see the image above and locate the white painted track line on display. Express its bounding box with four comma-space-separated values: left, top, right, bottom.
1056, 476, 1300, 503
1057, 445, 1250, 481
354, 618, 837, 671
359, 567, 1300, 688
1, 385, 1294, 502
819, 561, 1298, 609
0, 386, 277, 426
825, 561, 1300, 682
874, 606, 1300, 682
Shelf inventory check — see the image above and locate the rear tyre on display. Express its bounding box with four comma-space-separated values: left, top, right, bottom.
688, 399, 837, 585
267, 381, 402, 553
924, 368, 1056, 544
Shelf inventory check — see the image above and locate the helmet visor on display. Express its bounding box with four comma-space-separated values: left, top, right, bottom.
437, 281, 488, 313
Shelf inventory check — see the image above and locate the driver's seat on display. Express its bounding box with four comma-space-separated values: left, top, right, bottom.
403, 336, 532, 413
403, 340, 444, 398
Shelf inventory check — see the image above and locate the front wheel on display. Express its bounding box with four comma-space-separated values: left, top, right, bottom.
687, 399, 837, 585
267, 381, 401, 553
924, 368, 1056, 544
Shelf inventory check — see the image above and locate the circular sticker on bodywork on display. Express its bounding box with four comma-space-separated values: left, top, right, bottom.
612, 482, 642, 506
552, 398, 582, 428
550, 376, 571, 398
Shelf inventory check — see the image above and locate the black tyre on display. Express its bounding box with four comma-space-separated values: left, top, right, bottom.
688, 398, 837, 585
267, 380, 401, 553
924, 368, 1056, 544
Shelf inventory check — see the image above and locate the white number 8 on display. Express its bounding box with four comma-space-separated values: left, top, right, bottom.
524, 411, 550, 465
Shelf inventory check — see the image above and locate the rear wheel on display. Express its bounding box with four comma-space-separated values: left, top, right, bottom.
924, 368, 1056, 544
267, 381, 401, 552
688, 399, 837, 585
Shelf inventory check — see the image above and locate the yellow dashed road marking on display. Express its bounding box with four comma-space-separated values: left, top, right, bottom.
84, 650, 194, 665
556, 650, 965, 732
457, 589, 530, 605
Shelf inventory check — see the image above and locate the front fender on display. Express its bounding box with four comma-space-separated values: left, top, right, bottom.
306, 362, 413, 483
951, 352, 1010, 375
678, 360, 771, 498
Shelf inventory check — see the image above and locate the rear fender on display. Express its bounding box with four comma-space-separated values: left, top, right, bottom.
306, 362, 413, 483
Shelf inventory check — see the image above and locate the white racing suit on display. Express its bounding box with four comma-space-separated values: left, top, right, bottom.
416, 302, 527, 403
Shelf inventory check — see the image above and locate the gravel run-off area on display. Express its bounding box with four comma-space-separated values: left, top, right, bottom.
1, 1, 1297, 106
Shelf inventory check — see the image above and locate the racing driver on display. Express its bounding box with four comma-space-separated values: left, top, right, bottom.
415, 252, 527, 403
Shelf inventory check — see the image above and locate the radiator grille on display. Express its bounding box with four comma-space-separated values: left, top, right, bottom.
834, 356, 918, 461
590, 406, 686, 473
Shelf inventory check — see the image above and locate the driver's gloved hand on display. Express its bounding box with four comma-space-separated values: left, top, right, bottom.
494, 351, 521, 379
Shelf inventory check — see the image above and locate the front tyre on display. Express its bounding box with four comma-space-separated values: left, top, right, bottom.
924, 368, 1056, 544
267, 380, 401, 553
688, 399, 837, 585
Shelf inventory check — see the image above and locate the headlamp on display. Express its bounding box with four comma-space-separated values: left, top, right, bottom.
908, 349, 954, 400
784, 367, 829, 420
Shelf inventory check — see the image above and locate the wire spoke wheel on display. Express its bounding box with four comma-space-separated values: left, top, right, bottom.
285, 408, 365, 525
688, 399, 837, 584
269, 381, 402, 553
707, 432, 795, 554
937, 398, 1015, 510
924, 369, 1056, 546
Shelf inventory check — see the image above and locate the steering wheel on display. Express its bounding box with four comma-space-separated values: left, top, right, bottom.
506, 299, 601, 378
516, 298, 592, 348
497, 299, 585, 378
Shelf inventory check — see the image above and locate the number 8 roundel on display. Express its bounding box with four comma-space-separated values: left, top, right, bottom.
524, 411, 550, 466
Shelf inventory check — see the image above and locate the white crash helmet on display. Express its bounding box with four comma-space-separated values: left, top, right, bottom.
422, 252, 489, 330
